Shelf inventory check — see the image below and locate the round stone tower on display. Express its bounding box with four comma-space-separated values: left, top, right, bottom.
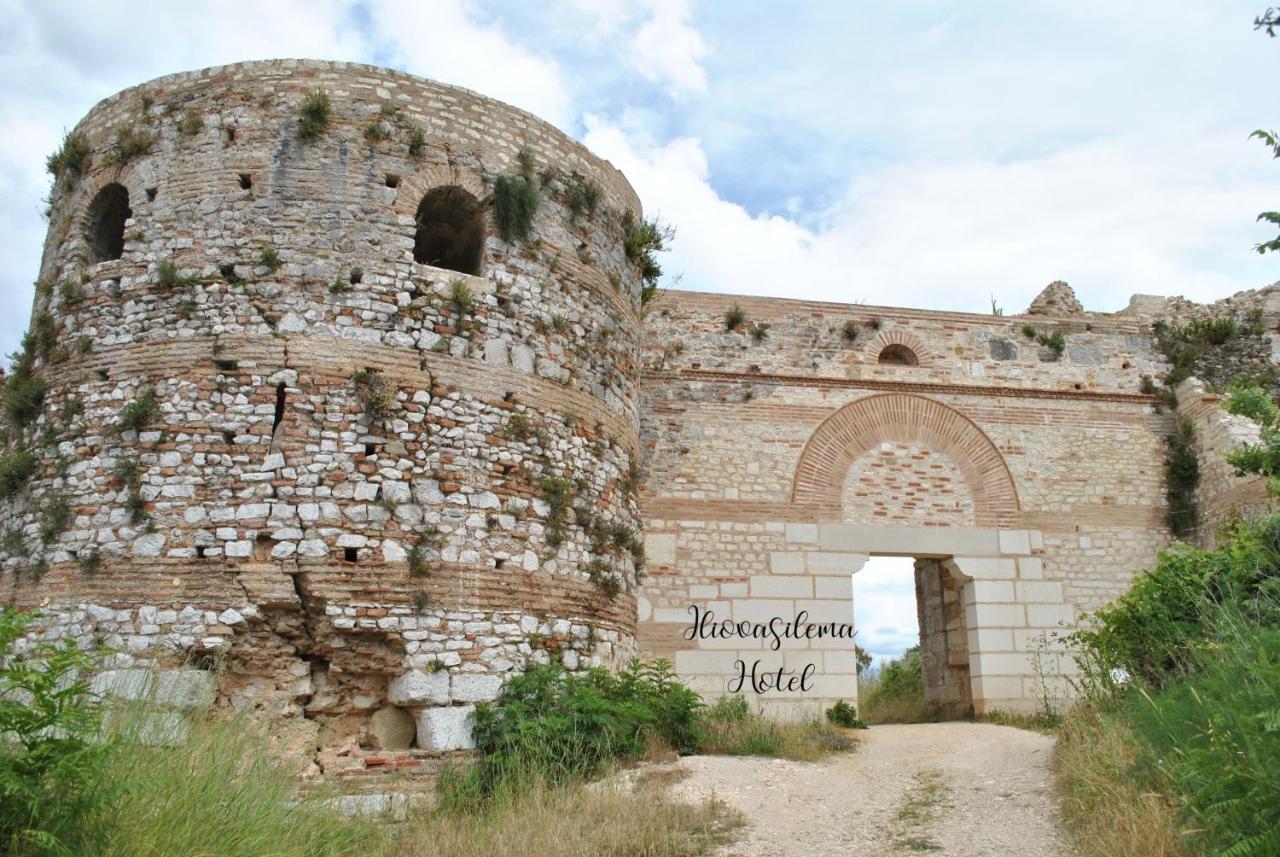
2, 59, 647, 768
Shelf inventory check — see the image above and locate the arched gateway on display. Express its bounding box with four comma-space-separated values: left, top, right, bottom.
633, 297, 1149, 718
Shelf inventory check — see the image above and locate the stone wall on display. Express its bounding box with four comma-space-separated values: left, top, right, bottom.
637, 289, 1175, 714
1, 60, 647, 773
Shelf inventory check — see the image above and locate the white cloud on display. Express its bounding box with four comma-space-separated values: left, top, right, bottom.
585, 115, 1280, 314
628, 0, 708, 95
364, 0, 571, 127
853, 556, 919, 663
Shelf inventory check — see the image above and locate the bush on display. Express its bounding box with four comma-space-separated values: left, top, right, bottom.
0, 449, 38, 499
297, 89, 331, 141
1058, 514, 1280, 856
825, 700, 867, 729
857, 648, 935, 724
456, 661, 702, 802
493, 168, 540, 243
4, 367, 48, 430
116, 386, 161, 434
0, 608, 113, 856
46, 132, 91, 179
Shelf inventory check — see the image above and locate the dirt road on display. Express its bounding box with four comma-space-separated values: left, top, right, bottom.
669, 722, 1077, 856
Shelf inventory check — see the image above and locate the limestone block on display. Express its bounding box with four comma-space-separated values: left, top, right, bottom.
415, 705, 475, 752
450, 673, 503, 703
1026, 604, 1075, 627
732, 599, 794, 623
768, 552, 805, 574
748, 576, 813, 598
368, 706, 417, 750
388, 669, 449, 706
154, 670, 216, 709
784, 523, 818, 544
997, 530, 1031, 555
645, 533, 677, 565
795, 599, 853, 624
814, 575, 853, 599
1014, 581, 1065, 604
967, 580, 1015, 603
808, 552, 868, 575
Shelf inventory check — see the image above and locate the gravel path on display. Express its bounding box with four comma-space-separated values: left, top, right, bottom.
668, 722, 1077, 856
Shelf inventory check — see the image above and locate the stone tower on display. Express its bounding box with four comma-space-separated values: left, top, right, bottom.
2, 60, 647, 768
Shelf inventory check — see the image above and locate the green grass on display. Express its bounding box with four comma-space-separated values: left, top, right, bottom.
696, 695, 854, 761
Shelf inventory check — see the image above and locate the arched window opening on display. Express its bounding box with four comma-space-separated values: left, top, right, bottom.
86, 183, 131, 263
878, 344, 919, 366
413, 186, 484, 275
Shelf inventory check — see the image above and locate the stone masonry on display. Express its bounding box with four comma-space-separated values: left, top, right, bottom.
3, 59, 1277, 767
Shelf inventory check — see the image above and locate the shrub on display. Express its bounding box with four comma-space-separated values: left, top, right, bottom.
0, 449, 39, 500
538, 475, 575, 548
455, 661, 702, 801
104, 125, 154, 167
407, 126, 426, 159
259, 247, 282, 274
566, 177, 600, 222
623, 214, 673, 305
38, 494, 71, 544
352, 371, 394, 423
1165, 417, 1200, 538
1036, 329, 1066, 356
724, 304, 746, 331
46, 131, 91, 179
841, 320, 860, 343
748, 321, 770, 342
177, 110, 204, 136
449, 279, 474, 319
825, 700, 867, 729
1021, 323, 1038, 339
0, 608, 113, 856
297, 89, 331, 141
493, 155, 540, 243
116, 386, 161, 434
3, 367, 47, 430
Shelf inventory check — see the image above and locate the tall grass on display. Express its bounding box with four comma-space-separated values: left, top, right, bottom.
93, 708, 382, 857
696, 695, 853, 761
857, 648, 937, 724
1055, 514, 1280, 857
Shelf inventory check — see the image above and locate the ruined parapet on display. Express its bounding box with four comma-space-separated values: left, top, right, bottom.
1174, 377, 1271, 546
1, 59, 647, 772
1025, 280, 1084, 316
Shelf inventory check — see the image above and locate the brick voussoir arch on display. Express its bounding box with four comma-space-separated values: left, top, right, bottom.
866, 328, 934, 365
791, 393, 1020, 527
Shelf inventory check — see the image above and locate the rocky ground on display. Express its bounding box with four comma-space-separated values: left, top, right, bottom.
666, 722, 1077, 856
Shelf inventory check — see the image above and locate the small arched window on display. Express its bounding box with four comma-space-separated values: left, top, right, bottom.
878, 344, 919, 366
85, 183, 131, 263
413, 186, 484, 275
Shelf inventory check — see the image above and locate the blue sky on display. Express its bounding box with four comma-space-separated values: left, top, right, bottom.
3, 1, 1270, 661
2, 1, 1279, 361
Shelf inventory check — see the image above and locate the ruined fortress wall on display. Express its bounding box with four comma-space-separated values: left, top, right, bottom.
1, 60, 647, 771
636, 291, 1175, 713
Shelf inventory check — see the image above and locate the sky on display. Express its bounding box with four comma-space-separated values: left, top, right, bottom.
853, 557, 920, 664
1, 1, 1279, 362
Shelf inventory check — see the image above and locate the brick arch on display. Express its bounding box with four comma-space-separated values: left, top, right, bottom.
791, 393, 1019, 527
866, 328, 933, 366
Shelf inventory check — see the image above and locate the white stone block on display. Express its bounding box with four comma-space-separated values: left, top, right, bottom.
998, 529, 1031, 555
451, 673, 503, 703
1026, 604, 1075, 627
809, 552, 868, 575
646, 533, 677, 565
796, 599, 853, 624
749, 576, 813, 598
784, 523, 818, 544
415, 705, 475, 751
388, 669, 449, 706
1015, 581, 1065, 603
769, 552, 805, 574
732, 599, 794, 623
814, 575, 853, 599
967, 580, 1015, 603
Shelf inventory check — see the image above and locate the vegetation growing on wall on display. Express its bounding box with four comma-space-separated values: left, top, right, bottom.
622, 212, 673, 306
297, 89, 331, 141
493, 150, 541, 243
1164, 417, 1200, 539
46, 131, 91, 180
1223, 380, 1280, 494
